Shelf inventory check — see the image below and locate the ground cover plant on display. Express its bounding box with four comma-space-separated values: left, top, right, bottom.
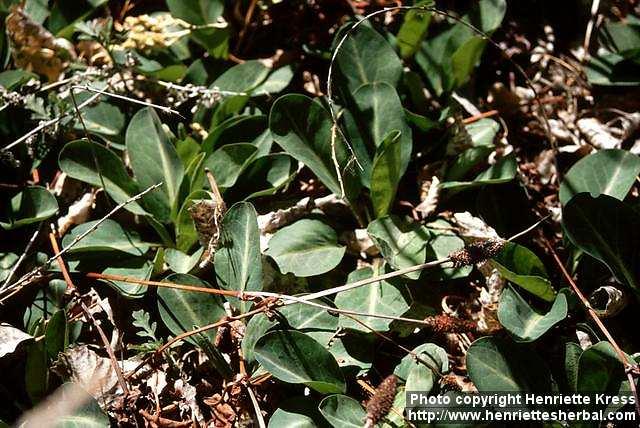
2, 0, 640, 426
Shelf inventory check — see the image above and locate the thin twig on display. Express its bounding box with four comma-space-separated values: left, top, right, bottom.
3, 92, 101, 152
71, 85, 183, 117
545, 242, 640, 417
0, 183, 162, 300
48, 227, 130, 396
1, 224, 42, 290
582, 0, 601, 62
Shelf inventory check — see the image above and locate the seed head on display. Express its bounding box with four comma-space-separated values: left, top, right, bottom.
365, 375, 397, 428
448, 239, 506, 267
423, 315, 477, 335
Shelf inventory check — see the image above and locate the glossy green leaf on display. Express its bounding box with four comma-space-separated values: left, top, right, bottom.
58, 140, 146, 215
175, 190, 211, 252
451, 36, 487, 86
319, 395, 366, 428
269, 94, 359, 200
352, 82, 412, 189
370, 131, 402, 217
215, 202, 262, 312
397, 2, 433, 58
164, 248, 202, 274
62, 219, 150, 256
212, 60, 269, 93
254, 330, 346, 393
166, 0, 223, 25
440, 154, 517, 192
498, 286, 567, 342
242, 300, 338, 365
577, 341, 625, 394
563, 193, 640, 292
253, 65, 295, 95
231, 153, 297, 200
559, 149, 640, 205
394, 343, 448, 385
266, 219, 346, 277
269, 398, 327, 428
201, 143, 258, 189
367, 216, 430, 280
0, 186, 58, 230
424, 222, 472, 280
335, 265, 410, 332
335, 25, 403, 93
126, 107, 184, 223
157, 274, 226, 343
491, 242, 556, 302
466, 336, 553, 392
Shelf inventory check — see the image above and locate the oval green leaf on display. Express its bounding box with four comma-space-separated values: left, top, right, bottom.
265, 219, 346, 277
254, 330, 346, 394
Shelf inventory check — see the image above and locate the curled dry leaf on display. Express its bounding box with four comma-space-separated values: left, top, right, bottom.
57, 192, 95, 236
590, 285, 627, 318
0, 323, 33, 358
450, 212, 500, 240
6, 5, 76, 81
53, 345, 139, 403
577, 117, 621, 149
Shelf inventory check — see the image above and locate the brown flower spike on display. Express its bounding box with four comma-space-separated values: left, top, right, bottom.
424, 315, 477, 335
448, 238, 506, 268
365, 375, 397, 428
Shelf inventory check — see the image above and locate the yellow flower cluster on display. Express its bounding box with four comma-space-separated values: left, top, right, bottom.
114, 14, 190, 51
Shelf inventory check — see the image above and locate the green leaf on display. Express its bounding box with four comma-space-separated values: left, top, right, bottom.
565, 342, 582, 392
470, 0, 507, 33
231, 154, 297, 200
166, 0, 223, 25
58, 140, 147, 215
0, 186, 58, 230
72, 92, 125, 137
440, 154, 517, 192
370, 131, 402, 217
319, 395, 366, 428
336, 25, 403, 93
98, 257, 153, 298
254, 330, 346, 394
242, 301, 338, 366
44, 310, 67, 359
491, 242, 556, 302
201, 143, 258, 189
451, 36, 487, 87
0, 253, 18, 283
175, 190, 211, 252
352, 82, 412, 189
397, 2, 433, 58
212, 60, 270, 93
126, 107, 184, 223
269, 398, 327, 428
559, 149, 640, 205
394, 343, 448, 384
157, 273, 226, 344
215, 202, 262, 313
62, 219, 150, 256
367, 216, 430, 280
577, 341, 625, 394
269, 94, 360, 200
335, 265, 410, 332
498, 286, 568, 342
563, 193, 640, 292
0, 69, 37, 90
253, 66, 295, 95
466, 336, 554, 392
164, 248, 202, 274
585, 52, 640, 86
424, 222, 472, 280
266, 219, 346, 277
